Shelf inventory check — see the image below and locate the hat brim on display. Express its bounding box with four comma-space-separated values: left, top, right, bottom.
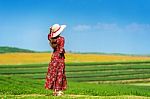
52, 25, 66, 38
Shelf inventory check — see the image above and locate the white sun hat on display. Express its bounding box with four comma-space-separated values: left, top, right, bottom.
50, 24, 66, 38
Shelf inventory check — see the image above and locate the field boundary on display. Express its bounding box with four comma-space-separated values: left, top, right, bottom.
0, 94, 150, 99
1, 61, 150, 67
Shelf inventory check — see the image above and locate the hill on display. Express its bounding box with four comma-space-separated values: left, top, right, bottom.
0, 46, 35, 53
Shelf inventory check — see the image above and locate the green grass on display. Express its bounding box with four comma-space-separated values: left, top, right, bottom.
1, 61, 150, 84
1, 61, 150, 68
0, 76, 150, 97
68, 74, 150, 82
32, 70, 150, 80
0, 62, 150, 98
0, 62, 150, 82
1, 66, 150, 74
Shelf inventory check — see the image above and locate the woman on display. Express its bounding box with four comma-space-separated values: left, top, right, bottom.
45, 24, 67, 96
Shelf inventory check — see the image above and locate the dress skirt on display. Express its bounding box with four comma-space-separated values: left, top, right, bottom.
45, 51, 67, 91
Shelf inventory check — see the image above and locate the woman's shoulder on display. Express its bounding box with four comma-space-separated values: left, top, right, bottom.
58, 36, 64, 40
56, 36, 64, 44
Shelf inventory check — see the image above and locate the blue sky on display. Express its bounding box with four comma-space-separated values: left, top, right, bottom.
0, 0, 150, 54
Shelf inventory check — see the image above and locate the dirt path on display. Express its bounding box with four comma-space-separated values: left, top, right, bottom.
1, 94, 150, 99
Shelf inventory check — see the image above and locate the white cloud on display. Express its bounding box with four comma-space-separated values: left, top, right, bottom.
73, 24, 91, 31
125, 23, 150, 32
94, 23, 121, 32
73, 22, 150, 33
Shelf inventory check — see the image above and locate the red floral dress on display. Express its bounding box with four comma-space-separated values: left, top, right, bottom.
45, 36, 67, 91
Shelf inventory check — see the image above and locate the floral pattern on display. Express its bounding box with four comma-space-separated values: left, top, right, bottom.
45, 36, 67, 91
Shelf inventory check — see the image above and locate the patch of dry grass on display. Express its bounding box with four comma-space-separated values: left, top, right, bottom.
0, 53, 150, 65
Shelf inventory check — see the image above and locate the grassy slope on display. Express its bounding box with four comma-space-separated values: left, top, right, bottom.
0, 46, 35, 53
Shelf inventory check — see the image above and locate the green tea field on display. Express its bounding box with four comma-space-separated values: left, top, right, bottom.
0, 61, 150, 99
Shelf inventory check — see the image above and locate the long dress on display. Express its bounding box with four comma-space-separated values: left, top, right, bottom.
45, 36, 67, 91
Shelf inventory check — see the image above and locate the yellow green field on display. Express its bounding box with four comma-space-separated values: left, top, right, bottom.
0, 52, 150, 98
0, 52, 150, 65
